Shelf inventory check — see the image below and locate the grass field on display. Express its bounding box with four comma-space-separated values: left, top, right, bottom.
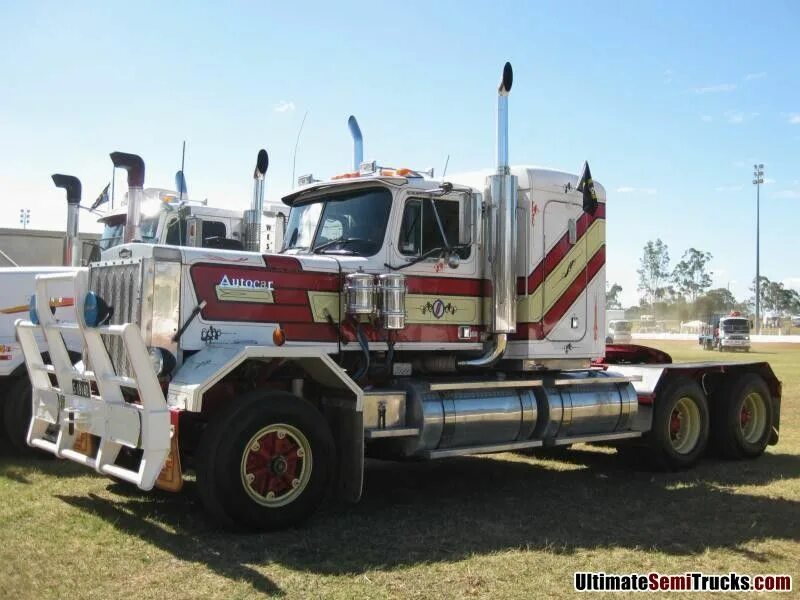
1, 341, 798, 599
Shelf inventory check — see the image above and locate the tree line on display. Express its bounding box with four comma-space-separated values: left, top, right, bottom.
605, 238, 800, 321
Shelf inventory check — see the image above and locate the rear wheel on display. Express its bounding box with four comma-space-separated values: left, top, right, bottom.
196, 391, 335, 530
711, 373, 772, 459
648, 378, 709, 469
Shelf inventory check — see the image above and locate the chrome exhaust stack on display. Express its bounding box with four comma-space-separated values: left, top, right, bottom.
110, 152, 145, 243
51, 174, 82, 266
348, 115, 363, 170
460, 62, 517, 368
244, 149, 269, 252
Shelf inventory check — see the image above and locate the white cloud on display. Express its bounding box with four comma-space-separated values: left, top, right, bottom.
274, 100, 296, 113
701, 115, 713, 122
788, 113, 800, 124
694, 83, 737, 94
715, 185, 743, 192
782, 278, 800, 293
724, 110, 758, 124
773, 189, 800, 199
744, 72, 767, 81
616, 186, 657, 195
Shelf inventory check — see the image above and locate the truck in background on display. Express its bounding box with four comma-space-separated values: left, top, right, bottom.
700, 311, 752, 352
0, 152, 272, 453
17, 63, 781, 531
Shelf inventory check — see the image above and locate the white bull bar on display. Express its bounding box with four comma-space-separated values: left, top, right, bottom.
15, 269, 170, 490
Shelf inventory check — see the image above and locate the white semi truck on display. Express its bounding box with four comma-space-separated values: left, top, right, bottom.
16, 64, 781, 531
0, 152, 273, 452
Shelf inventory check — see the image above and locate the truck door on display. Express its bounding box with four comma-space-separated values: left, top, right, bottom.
388, 190, 480, 345
542, 196, 587, 342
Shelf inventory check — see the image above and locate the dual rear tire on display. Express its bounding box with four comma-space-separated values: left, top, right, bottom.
646, 373, 772, 469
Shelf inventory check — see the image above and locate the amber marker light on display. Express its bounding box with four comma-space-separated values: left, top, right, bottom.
273, 327, 286, 346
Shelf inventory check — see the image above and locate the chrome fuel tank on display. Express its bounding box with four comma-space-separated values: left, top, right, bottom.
388, 374, 637, 458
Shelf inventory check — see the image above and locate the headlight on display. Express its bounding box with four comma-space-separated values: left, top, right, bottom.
83, 291, 112, 327
148, 347, 176, 377
29, 295, 39, 325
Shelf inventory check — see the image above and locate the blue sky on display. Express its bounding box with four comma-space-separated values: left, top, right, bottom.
1, 0, 798, 306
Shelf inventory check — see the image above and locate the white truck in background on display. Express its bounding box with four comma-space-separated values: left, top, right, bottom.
0, 152, 274, 453
606, 308, 632, 344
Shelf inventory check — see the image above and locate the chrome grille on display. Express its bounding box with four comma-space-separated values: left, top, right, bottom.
89, 261, 143, 377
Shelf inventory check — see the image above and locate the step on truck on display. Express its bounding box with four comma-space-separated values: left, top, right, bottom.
16, 63, 781, 530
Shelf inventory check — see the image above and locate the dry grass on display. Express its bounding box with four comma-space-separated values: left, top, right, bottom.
1, 341, 798, 599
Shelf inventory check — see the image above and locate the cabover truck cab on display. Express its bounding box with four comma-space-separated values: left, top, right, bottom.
699, 312, 751, 352
16, 64, 781, 530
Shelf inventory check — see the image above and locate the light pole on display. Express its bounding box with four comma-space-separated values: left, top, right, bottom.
19, 208, 30, 229
753, 164, 764, 334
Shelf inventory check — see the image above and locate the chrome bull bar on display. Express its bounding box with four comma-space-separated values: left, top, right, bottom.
15, 269, 170, 490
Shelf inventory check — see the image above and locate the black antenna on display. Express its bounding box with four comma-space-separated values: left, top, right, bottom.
291, 111, 308, 188
442, 154, 450, 177
110, 162, 115, 208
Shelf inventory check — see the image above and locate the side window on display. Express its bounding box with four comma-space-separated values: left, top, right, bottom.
398, 198, 469, 258
201, 220, 227, 247
165, 217, 185, 246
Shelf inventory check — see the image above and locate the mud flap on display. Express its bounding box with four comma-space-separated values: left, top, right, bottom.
330, 406, 363, 503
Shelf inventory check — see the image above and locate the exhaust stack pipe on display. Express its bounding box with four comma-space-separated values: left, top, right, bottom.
110, 152, 145, 243
244, 149, 269, 252
460, 62, 517, 368
348, 115, 363, 170
52, 174, 82, 266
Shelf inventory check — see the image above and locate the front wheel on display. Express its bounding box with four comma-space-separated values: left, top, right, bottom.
3, 377, 37, 456
648, 378, 709, 469
196, 391, 336, 530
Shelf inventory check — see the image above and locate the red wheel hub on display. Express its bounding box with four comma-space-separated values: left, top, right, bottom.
740, 406, 752, 427
670, 410, 682, 436
244, 430, 303, 499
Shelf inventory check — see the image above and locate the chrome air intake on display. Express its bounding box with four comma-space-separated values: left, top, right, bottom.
460, 62, 517, 368
345, 272, 376, 316
378, 273, 406, 330
51, 174, 82, 266
110, 152, 145, 243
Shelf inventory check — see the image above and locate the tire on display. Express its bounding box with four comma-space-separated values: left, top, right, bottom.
2, 377, 36, 456
196, 391, 336, 531
648, 377, 710, 469
711, 373, 773, 459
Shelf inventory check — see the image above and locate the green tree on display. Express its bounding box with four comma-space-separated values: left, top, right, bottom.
672, 248, 713, 303
637, 239, 670, 309
606, 283, 623, 309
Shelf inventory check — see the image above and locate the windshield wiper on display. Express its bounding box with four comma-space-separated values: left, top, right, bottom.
312, 237, 364, 254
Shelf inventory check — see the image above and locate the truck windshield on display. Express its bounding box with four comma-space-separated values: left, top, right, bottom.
721, 319, 749, 333
282, 187, 392, 256
613, 321, 632, 332
98, 215, 160, 250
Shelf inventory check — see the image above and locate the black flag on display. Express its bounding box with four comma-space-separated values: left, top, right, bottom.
90, 183, 110, 211
577, 161, 598, 215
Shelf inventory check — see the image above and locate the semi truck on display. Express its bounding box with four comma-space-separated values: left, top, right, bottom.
1, 153, 271, 452
699, 311, 752, 352
16, 63, 781, 531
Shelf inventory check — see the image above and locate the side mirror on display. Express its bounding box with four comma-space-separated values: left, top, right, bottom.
186, 217, 202, 247
470, 192, 483, 249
